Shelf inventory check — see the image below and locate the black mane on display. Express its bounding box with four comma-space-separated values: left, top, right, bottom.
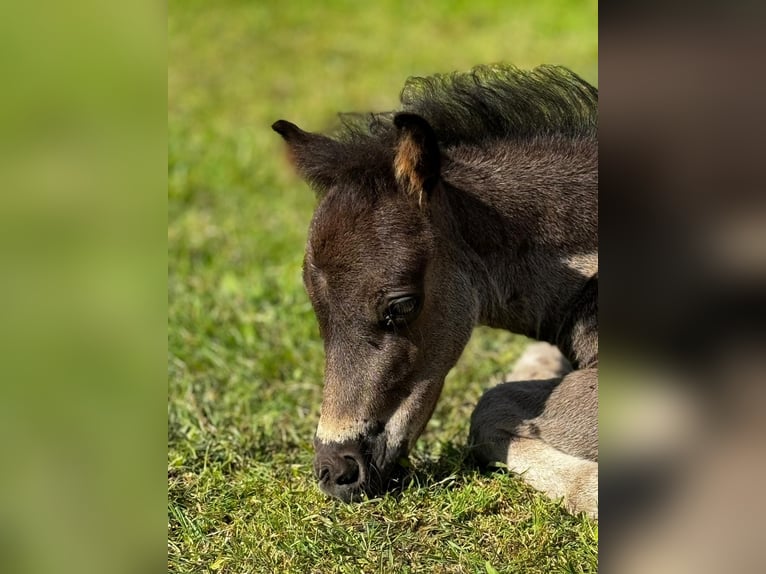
280, 65, 597, 193
338, 64, 597, 147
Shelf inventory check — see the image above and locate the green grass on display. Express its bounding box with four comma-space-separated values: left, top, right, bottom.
168, 1, 598, 571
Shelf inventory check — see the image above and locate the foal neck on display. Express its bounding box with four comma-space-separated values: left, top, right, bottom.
440, 139, 598, 368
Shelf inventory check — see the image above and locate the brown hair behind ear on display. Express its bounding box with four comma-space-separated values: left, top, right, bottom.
393, 113, 441, 204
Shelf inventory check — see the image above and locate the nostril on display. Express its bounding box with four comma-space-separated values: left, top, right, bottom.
335, 455, 360, 486
318, 466, 330, 484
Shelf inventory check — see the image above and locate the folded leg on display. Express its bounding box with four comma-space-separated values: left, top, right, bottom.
469, 344, 598, 518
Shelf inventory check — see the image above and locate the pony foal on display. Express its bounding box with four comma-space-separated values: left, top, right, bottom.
273, 65, 598, 518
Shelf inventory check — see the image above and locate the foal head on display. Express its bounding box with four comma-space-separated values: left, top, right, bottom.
273, 114, 477, 501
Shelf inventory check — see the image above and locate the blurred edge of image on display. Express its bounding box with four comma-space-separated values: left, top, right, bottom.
600, 3, 766, 573
0, 3, 165, 574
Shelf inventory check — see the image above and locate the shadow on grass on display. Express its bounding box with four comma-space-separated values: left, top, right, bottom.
383, 440, 505, 498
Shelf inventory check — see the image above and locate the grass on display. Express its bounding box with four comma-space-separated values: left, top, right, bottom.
168, 1, 598, 571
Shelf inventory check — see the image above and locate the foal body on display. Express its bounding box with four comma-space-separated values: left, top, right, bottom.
439, 137, 598, 518
273, 65, 598, 517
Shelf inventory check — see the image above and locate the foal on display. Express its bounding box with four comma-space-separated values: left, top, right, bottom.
273, 65, 597, 518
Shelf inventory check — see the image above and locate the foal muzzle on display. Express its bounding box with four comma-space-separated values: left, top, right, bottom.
313, 435, 408, 502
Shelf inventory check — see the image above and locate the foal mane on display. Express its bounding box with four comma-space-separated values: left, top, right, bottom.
285, 65, 597, 193
339, 64, 597, 147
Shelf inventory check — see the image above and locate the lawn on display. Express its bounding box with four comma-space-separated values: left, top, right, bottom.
168, 1, 598, 572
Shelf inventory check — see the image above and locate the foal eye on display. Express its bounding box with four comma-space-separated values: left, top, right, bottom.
381, 295, 422, 329
389, 296, 419, 317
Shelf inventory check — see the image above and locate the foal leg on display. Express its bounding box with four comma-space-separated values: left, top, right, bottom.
469, 344, 598, 518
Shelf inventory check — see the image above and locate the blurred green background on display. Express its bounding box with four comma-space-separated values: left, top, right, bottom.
169, 0, 597, 572
1, 2, 163, 574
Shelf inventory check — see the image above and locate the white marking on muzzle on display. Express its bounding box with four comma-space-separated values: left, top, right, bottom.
315, 418, 366, 444
384, 388, 434, 452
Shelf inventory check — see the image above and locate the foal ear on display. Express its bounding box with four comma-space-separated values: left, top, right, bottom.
393, 113, 441, 203
272, 119, 342, 193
